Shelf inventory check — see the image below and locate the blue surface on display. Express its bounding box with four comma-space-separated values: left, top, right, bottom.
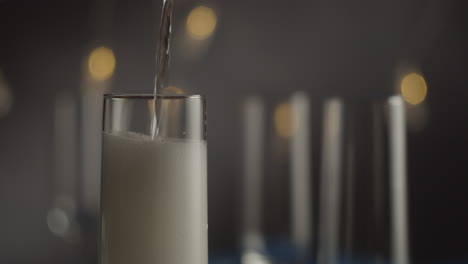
209, 243, 468, 264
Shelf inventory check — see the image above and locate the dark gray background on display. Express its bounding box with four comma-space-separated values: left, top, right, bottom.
0, 0, 467, 263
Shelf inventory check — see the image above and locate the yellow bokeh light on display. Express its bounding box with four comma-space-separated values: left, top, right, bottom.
186, 6, 217, 40
162, 86, 185, 95
401, 73, 427, 105
148, 86, 184, 114
88, 46, 116, 81
274, 102, 294, 139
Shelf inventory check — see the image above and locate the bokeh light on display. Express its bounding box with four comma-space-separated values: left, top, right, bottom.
0, 71, 13, 118
46, 208, 70, 237
186, 6, 217, 40
148, 86, 184, 114
88, 46, 116, 81
163, 86, 184, 95
401, 73, 427, 105
274, 102, 293, 139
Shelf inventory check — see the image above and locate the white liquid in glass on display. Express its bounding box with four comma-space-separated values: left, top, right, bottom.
101, 132, 207, 264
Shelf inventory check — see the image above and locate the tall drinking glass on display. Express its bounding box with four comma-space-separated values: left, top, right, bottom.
100, 94, 207, 264
240, 92, 313, 264
317, 95, 409, 264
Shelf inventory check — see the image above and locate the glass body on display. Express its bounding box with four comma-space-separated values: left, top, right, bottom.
317, 95, 409, 264
100, 94, 207, 264
240, 92, 314, 264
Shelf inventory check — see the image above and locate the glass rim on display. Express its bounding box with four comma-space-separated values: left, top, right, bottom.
104, 93, 205, 100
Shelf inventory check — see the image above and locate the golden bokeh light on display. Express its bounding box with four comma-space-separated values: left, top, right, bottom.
274, 102, 294, 139
88, 46, 116, 81
148, 86, 184, 115
401, 73, 427, 105
0, 71, 13, 118
162, 86, 185, 95
186, 6, 217, 40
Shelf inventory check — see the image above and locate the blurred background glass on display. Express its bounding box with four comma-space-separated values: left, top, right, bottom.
317, 95, 409, 264
239, 93, 313, 264
0, 0, 468, 263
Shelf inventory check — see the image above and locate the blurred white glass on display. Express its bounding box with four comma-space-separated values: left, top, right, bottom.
240, 92, 314, 264
317, 95, 409, 264
47, 92, 80, 240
